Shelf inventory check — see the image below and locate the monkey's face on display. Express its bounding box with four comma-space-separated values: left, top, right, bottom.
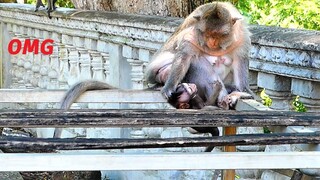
203, 23, 233, 50
199, 4, 235, 50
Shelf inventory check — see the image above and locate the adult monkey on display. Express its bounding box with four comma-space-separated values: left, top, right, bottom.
145, 2, 253, 151
145, 2, 253, 106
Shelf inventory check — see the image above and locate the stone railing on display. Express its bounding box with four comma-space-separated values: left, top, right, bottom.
0, 3, 179, 91
0, 3, 320, 179
249, 26, 320, 111
1, 3, 319, 111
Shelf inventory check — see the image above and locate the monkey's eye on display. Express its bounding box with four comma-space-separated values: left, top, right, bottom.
222, 31, 229, 35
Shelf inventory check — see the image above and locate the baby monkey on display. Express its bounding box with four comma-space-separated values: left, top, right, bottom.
35, 0, 57, 18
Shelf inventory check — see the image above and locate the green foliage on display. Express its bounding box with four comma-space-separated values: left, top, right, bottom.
263, 127, 271, 134
235, 0, 320, 31
292, 96, 307, 112
260, 89, 272, 107
26, 0, 74, 8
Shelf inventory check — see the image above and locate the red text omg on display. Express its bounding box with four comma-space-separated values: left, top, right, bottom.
8, 39, 54, 55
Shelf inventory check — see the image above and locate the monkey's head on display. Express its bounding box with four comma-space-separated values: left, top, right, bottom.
168, 83, 198, 109
194, 3, 241, 50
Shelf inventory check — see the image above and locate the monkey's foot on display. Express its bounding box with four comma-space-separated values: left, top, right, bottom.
219, 91, 253, 109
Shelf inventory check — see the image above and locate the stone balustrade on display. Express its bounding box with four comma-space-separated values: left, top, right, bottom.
249, 26, 320, 111
0, 3, 179, 92
0, 3, 320, 179
1, 4, 319, 112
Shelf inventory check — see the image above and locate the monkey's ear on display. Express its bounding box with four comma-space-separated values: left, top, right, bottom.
193, 15, 201, 21
232, 17, 241, 25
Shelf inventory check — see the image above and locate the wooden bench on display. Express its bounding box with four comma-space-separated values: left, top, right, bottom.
0, 89, 319, 179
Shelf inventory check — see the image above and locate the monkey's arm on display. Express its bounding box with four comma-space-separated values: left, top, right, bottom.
161, 48, 193, 99
231, 32, 256, 99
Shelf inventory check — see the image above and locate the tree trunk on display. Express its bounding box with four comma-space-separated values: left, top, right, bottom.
70, 0, 206, 17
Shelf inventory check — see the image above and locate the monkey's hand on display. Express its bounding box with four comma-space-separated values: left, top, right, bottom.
161, 84, 176, 99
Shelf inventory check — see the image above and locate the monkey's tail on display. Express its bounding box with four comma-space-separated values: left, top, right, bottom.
60, 80, 115, 109
54, 80, 115, 138
189, 127, 220, 152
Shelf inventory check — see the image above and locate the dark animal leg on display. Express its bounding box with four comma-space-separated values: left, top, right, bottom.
35, 0, 45, 12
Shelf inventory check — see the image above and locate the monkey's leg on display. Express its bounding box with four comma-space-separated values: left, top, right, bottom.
145, 51, 174, 85
46, 0, 58, 18
220, 91, 253, 109
35, 0, 45, 12
205, 81, 223, 106
46, 0, 53, 18
52, 0, 57, 10
231, 50, 257, 98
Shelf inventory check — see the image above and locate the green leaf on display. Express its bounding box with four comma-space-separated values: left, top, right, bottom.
260, 89, 272, 107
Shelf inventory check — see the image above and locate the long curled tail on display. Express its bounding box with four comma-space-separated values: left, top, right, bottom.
54, 80, 115, 138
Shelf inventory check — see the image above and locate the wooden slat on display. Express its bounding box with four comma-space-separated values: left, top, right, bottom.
0, 109, 319, 128
223, 126, 237, 180
0, 89, 166, 103
1, 133, 319, 151
1, 152, 320, 171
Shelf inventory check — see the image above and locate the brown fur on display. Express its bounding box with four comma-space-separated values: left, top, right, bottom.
145, 2, 253, 107
145, 2, 254, 151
